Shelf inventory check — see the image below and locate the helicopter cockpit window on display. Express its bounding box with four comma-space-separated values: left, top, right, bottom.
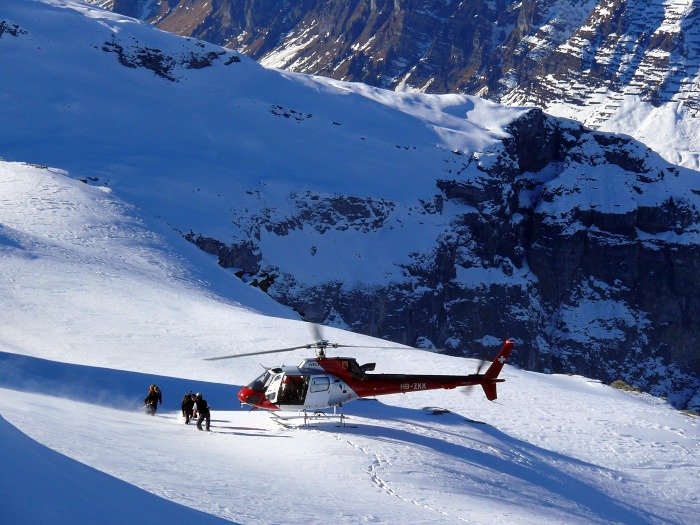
247, 370, 275, 392
309, 376, 330, 393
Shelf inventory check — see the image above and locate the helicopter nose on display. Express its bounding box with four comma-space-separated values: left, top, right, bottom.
238, 386, 264, 406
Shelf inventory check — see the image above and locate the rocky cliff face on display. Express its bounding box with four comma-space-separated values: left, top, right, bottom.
104, 0, 700, 127
107, 0, 530, 93
185, 107, 700, 410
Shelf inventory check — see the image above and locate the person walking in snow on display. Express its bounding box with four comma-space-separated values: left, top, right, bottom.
194, 392, 210, 431
144, 384, 162, 416
181, 392, 196, 424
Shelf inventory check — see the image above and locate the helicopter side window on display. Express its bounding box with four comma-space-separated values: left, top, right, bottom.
309, 376, 330, 393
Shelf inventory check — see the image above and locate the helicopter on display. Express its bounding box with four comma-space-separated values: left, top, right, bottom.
206, 326, 515, 421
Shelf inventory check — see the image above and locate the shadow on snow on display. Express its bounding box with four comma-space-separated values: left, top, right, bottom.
0, 351, 243, 412
331, 400, 663, 525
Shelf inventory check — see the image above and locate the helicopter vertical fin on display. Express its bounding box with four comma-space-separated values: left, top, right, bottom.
483, 340, 515, 380
479, 340, 515, 401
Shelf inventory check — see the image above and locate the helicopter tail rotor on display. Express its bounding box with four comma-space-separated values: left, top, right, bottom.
475, 354, 489, 375
460, 352, 490, 396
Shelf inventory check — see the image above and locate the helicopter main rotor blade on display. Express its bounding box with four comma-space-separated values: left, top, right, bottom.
310, 322, 323, 342
204, 345, 310, 361
304, 323, 410, 349
204, 333, 424, 362
335, 344, 411, 350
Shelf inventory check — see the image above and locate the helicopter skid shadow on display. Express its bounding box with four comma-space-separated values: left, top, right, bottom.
210, 430, 289, 438
212, 425, 271, 432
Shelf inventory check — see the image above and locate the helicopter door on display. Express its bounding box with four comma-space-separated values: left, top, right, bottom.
266, 373, 284, 404
303, 376, 331, 409
277, 375, 308, 405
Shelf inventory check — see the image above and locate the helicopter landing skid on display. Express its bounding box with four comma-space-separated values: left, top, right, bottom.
270, 408, 353, 428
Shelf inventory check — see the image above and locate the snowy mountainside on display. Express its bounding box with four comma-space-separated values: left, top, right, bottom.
1, 0, 699, 408
1, 161, 698, 525
0, 161, 296, 373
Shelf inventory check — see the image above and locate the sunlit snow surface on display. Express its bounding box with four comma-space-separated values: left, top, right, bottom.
1, 162, 698, 525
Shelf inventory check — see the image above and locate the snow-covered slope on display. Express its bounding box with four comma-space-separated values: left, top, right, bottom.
0, 413, 229, 525
2, 0, 533, 344
1, 0, 522, 227
2, 160, 699, 525
0, 0, 521, 290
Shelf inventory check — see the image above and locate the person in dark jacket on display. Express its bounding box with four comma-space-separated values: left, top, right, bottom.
194, 392, 210, 431
181, 393, 196, 424
144, 384, 162, 416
